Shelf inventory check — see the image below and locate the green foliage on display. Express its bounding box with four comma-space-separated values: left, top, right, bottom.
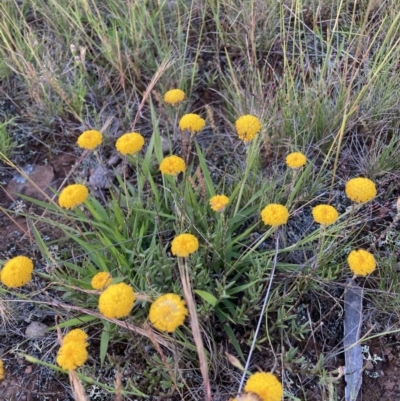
2, 0, 400, 399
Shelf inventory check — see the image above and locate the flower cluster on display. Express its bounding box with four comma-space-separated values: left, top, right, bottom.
91, 272, 112, 290
149, 293, 188, 332
159, 155, 186, 176
348, 249, 376, 276
56, 329, 89, 370
312, 204, 339, 226
286, 152, 307, 169
116, 132, 145, 155
242, 372, 283, 401
235, 115, 261, 142
345, 177, 376, 204
209, 195, 229, 212
99, 282, 135, 319
77, 130, 103, 150
164, 89, 185, 105
179, 113, 206, 134
0, 360, 4, 380
261, 204, 289, 227
171, 233, 199, 257
58, 184, 89, 209
0, 255, 34, 288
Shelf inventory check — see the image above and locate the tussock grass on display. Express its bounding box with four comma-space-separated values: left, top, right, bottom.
1, 0, 400, 400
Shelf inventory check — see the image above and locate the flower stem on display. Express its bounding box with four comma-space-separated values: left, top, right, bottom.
238, 232, 280, 393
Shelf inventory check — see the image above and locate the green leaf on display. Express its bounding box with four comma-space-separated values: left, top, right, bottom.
100, 323, 110, 366
194, 289, 218, 307
223, 323, 244, 361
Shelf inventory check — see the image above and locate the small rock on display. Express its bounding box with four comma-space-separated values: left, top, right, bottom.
25, 321, 48, 339
5, 165, 54, 203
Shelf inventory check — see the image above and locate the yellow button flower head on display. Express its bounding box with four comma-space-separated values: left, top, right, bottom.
115, 132, 145, 156
98, 282, 135, 319
244, 372, 283, 401
209, 194, 230, 212
171, 233, 199, 257
179, 113, 206, 134
0, 255, 34, 288
235, 115, 262, 142
286, 152, 307, 169
58, 184, 89, 209
56, 341, 88, 370
261, 204, 289, 227
0, 360, 4, 380
77, 130, 103, 150
91, 272, 112, 290
312, 204, 339, 225
159, 155, 186, 176
347, 249, 376, 276
62, 329, 88, 346
345, 177, 377, 204
164, 89, 185, 105
149, 293, 188, 332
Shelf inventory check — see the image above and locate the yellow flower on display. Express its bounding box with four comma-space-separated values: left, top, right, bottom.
261, 204, 289, 227
56, 342, 88, 370
58, 184, 89, 209
179, 113, 206, 134
91, 272, 112, 290
244, 372, 283, 401
0, 360, 4, 380
312, 204, 339, 225
159, 155, 186, 176
171, 233, 199, 257
98, 283, 135, 319
77, 130, 103, 150
345, 177, 377, 204
286, 152, 307, 169
164, 89, 185, 105
347, 249, 376, 276
149, 293, 188, 332
209, 195, 230, 212
235, 115, 261, 142
115, 132, 145, 155
63, 329, 88, 346
0, 255, 34, 288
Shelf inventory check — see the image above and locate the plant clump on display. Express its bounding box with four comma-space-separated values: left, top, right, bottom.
0, 255, 34, 288
149, 293, 188, 332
